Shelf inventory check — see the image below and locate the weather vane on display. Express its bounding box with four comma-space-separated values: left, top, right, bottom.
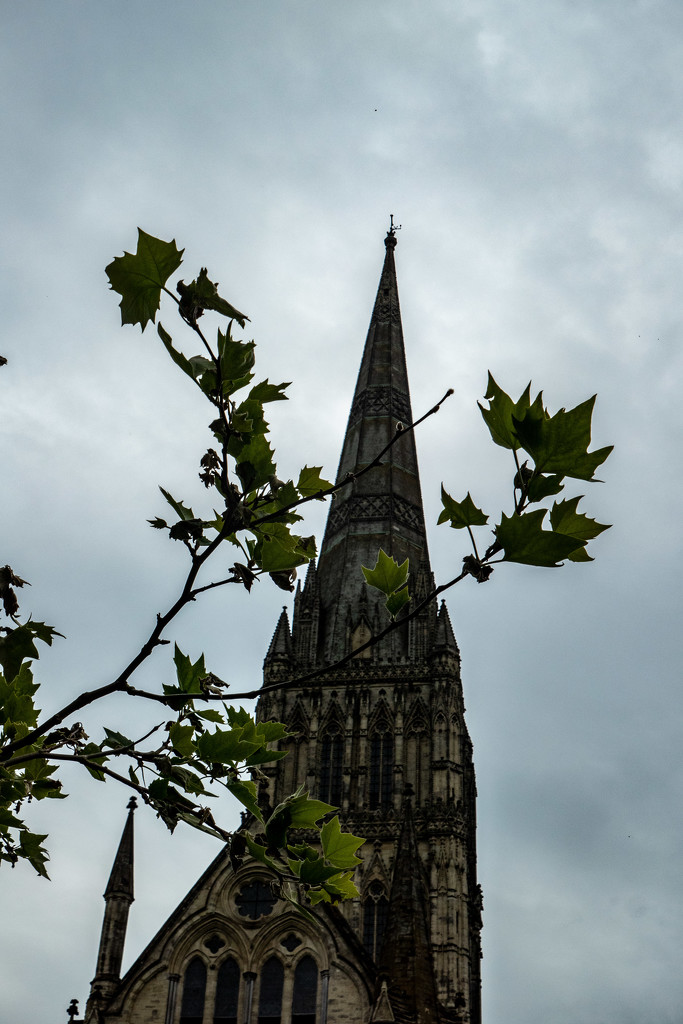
389, 214, 402, 235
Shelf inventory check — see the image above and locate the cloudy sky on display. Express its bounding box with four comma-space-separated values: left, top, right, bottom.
2, 2, 682, 1022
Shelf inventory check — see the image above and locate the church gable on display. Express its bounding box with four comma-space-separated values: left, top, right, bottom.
97, 855, 376, 1024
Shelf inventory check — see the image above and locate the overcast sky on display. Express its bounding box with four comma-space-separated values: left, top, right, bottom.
2, 3, 682, 1023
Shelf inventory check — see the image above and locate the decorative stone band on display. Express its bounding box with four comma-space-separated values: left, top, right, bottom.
370, 297, 402, 327
325, 492, 425, 539
348, 385, 412, 430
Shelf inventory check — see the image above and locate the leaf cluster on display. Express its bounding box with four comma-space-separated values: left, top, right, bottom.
1, 230, 353, 898
107, 230, 333, 594
436, 374, 611, 573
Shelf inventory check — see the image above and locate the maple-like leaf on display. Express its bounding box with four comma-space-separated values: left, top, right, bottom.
106, 229, 184, 331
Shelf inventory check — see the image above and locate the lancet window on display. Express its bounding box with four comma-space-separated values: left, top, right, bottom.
369, 726, 394, 810
176, 949, 321, 1024
257, 956, 284, 1024
214, 957, 240, 1024
179, 957, 206, 1024
404, 717, 428, 804
291, 955, 318, 1023
363, 880, 389, 961
319, 724, 343, 806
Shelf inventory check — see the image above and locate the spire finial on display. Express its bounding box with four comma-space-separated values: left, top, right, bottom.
127, 796, 138, 812
385, 214, 401, 249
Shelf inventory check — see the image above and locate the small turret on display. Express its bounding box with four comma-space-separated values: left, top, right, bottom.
85, 798, 136, 1021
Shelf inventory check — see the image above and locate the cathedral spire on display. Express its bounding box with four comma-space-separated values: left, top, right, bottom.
314, 226, 431, 663
85, 798, 136, 1021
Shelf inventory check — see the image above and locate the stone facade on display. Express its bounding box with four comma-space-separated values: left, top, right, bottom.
79, 229, 481, 1024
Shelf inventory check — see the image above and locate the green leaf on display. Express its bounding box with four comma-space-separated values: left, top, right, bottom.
244, 746, 288, 768
289, 853, 341, 885
549, 497, 611, 561
0, 622, 59, 684
232, 398, 269, 437
526, 473, 565, 502
437, 487, 489, 529
513, 395, 613, 481
265, 786, 336, 850
226, 779, 264, 824
320, 815, 364, 869
244, 834, 280, 872
258, 536, 308, 573
177, 268, 250, 327
195, 708, 225, 724
159, 488, 195, 522
495, 510, 586, 567
195, 729, 261, 765
173, 645, 206, 695
157, 323, 194, 379
385, 586, 410, 619
318, 871, 359, 903
362, 549, 409, 596
106, 229, 184, 331
248, 380, 290, 403
19, 830, 50, 879
255, 720, 291, 743
82, 743, 108, 781
235, 433, 276, 491
297, 466, 334, 498
169, 722, 196, 757
0, 662, 40, 734
478, 373, 533, 450
217, 329, 256, 390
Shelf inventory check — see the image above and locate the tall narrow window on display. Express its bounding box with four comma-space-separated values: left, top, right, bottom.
180, 957, 206, 1024
369, 729, 393, 809
405, 726, 426, 803
258, 957, 284, 1024
319, 726, 343, 806
363, 881, 389, 960
214, 957, 240, 1024
291, 955, 318, 1023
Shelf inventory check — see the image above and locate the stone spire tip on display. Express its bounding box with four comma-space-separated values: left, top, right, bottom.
385, 214, 401, 249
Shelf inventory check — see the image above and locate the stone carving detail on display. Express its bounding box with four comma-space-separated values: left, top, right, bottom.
370, 296, 402, 327
204, 933, 226, 954
349, 386, 412, 429
326, 493, 424, 539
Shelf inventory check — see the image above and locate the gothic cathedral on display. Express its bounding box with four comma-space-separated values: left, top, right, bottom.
80, 228, 482, 1024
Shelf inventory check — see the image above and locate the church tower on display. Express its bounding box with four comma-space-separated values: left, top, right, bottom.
77, 227, 481, 1024
260, 226, 482, 1022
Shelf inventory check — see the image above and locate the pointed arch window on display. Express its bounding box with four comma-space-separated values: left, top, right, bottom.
214, 957, 240, 1024
405, 720, 427, 804
258, 956, 284, 1024
292, 955, 318, 1023
369, 727, 394, 810
180, 957, 206, 1024
363, 880, 389, 961
319, 724, 343, 807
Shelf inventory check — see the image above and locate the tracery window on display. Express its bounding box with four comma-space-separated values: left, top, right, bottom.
363, 880, 389, 961
369, 727, 393, 810
319, 725, 343, 806
257, 956, 284, 1024
291, 955, 318, 1023
214, 957, 240, 1024
179, 957, 206, 1024
236, 880, 277, 920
